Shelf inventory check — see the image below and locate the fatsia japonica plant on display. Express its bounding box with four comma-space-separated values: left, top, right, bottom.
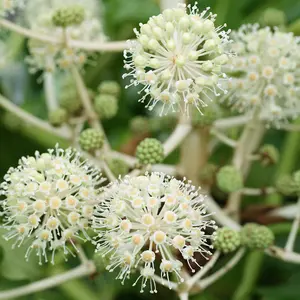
0, 0, 299, 300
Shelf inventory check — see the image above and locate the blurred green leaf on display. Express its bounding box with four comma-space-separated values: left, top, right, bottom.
0, 229, 42, 281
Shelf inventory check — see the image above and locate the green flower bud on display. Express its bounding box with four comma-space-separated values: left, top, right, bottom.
98, 81, 121, 97
192, 105, 222, 127
293, 170, 300, 194
260, 8, 286, 27
60, 90, 82, 114
199, 163, 217, 185
130, 116, 150, 135
136, 138, 164, 165
52, 5, 85, 27
48, 108, 68, 127
241, 223, 274, 250
107, 158, 129, 177
94, 94, 118, 119
258, 144, 279, 166
79, 128, 104, 152
288, 19, 300, 36
214, 227, 241, 253
149, 115, 177, 132
275, 174, 298, 196
216, 165, 243, 193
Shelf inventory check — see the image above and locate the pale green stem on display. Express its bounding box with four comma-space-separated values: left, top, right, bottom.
285, 197, 300, 252
44, 71, 58, 112
232, 251, 264, 300
0, 18, 127, 52
0, 261, 96, 300
196, 248, 246, 291
226, 109, 265, 220
0, 94, 71, 139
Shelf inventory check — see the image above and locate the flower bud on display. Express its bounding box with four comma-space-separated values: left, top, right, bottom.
240, 223, 274, 250
52, 5, 85, 27
216, 165, 243, 193
79, 128, 104, 152
136, 138, 164, 165
214, 227, 241, 253
48, 108, 68, 127
258, 144, 279, 166
94, 94, 118, 119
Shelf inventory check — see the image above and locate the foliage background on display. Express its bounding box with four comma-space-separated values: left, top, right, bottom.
0, 0, 300, 299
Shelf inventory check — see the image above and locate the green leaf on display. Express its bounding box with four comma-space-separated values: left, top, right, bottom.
0, 229, 42, 281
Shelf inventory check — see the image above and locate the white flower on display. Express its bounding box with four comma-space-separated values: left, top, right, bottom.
0, 146, 104, 264
93, 172, 217, 293
0, 0, 25, 16
224, 24, 300, 125
123, 2, 231, 116
25, 0, 106, 73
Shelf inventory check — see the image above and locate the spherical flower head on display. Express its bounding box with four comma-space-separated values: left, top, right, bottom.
240, 223, 274, 250
275, 174, 299, 196
213, 227, 241, 253
98, 81, 121, 97
130, 116, 150, 135
224, 24, 300, 125
48, 108, 68, 127
52, 5, 85, 27
92, 172, 217, 292
59, 77, 82, 114
25, 0, 107, 73
258, 144, 279, 166
216, 165, 243, 193
107, 158, 129, 178
79, 128, 104, 152
0, 146, 103, 264
94, 94, 118, 119
260, 8, 286, 27
136, 138, 164, 165
123, 3, 231, 116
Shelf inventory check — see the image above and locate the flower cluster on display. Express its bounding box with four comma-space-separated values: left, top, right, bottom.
0, 0, 24, 16
25, 0, 106, 73
123, 2, 231, 116
224, 24, 300, 125
93, 172, 217, 293
0, 146, 103, 264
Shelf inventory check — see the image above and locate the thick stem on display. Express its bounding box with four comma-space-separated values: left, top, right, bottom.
0, 94, 71, 139
232, 251, 264, 300
0, 261, 96, 300
179, 127, 210, 185
226, 110, 265, 219
71, 66, 110, 151
178, 292, 189, 300
44, 72, 58, 112
163, 117, 192, 157
197, 248, 246, 291
186, 251, 221, 290
0, 18, 127, 52
285, 197, 300, 252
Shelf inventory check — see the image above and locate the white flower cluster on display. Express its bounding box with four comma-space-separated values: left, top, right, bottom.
224, 24, 300, 125
0, 0, 24, 16
123, 2, 231, 116
0, 146, 103, 264
93, 172, 217, 293
25, 0, 106, 73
